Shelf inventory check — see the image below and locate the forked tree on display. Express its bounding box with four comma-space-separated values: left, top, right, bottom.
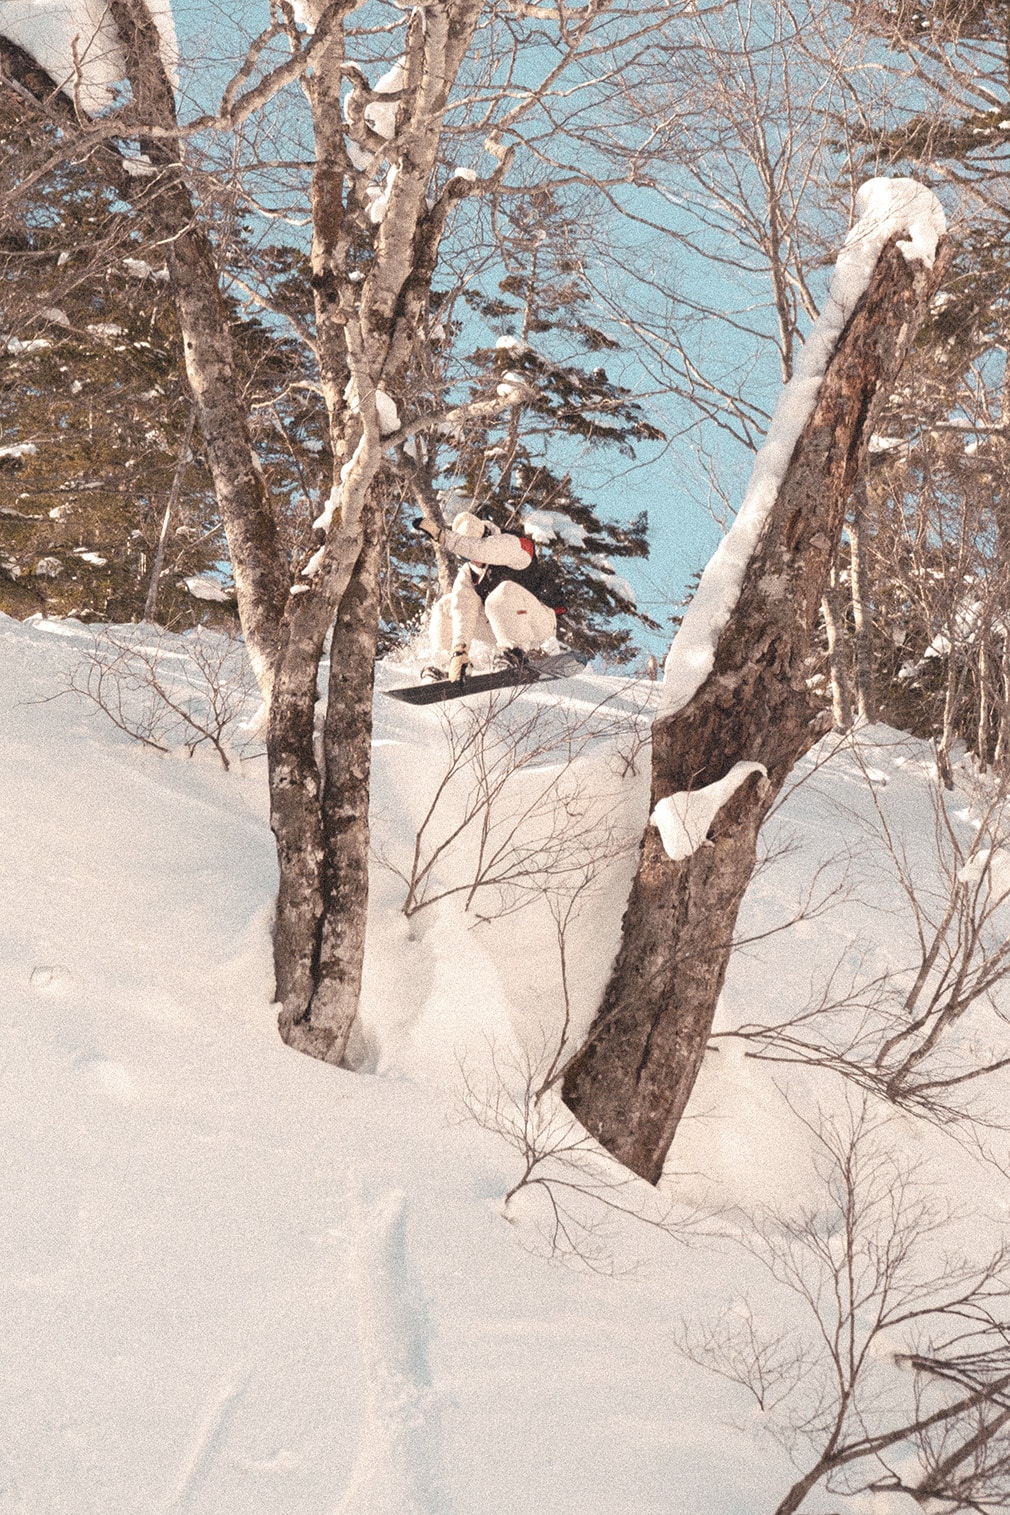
0, 0, 659, 1066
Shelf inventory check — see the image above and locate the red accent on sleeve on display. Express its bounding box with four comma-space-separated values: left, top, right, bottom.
519, 536, 535, 559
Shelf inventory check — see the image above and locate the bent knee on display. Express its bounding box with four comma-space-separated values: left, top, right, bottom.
486, 583, 555, 647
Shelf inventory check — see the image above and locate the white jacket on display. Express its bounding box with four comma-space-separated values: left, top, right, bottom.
442, 528, 534, 572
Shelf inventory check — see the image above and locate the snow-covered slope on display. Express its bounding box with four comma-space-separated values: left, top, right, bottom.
2, 613, 1007, 1514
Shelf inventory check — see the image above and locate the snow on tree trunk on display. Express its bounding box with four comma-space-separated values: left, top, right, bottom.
268, 0, 484, 1063
562, 219, 950, 1185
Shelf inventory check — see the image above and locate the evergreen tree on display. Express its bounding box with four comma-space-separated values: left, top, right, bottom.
382, 192, 662, 662
0, 82, 213, 622
0, 83, 330, 626
1, 68, 658, 662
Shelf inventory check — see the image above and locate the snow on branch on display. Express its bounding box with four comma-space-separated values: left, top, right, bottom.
651, 762, 767, 861
660, 178, 946, 718
0, 0, 178, 113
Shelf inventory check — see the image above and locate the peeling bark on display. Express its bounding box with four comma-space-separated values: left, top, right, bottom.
563, 236, 950, 1185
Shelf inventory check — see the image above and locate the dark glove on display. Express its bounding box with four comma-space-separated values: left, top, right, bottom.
413, 517, 444, 543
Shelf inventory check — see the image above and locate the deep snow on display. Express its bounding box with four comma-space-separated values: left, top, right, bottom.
2, 612, 1008, 1515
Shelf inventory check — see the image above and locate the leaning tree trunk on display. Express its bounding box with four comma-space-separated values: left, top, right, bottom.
562, 234, 949, 1185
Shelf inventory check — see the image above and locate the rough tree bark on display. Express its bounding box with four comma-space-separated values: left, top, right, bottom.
562, 234, 950, 1184
268, 0, 485, 1063
21, 0, 649, 1070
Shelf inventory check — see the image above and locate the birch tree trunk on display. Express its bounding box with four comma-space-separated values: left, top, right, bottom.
268, 0, 485, 1062
273, 515, 382, 1058
562, 235, 949, 1184
144, 407, 196, 623
995, 623, 1010, 770
978, 629, 991, 769
821, 568, 853, 731
993, 340, 1010, 768
849, 480, 877, 724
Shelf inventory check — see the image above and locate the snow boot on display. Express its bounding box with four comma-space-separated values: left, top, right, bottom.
447, 644, 470, 683
499, 646, 530, 671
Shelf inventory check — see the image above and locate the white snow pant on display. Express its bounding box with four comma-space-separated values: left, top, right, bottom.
430, 569, 556, 657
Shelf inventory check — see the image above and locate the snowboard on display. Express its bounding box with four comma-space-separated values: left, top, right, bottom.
383, 651, 586, 706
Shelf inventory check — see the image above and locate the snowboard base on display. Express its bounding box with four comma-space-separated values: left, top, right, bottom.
383, 651, 585, 706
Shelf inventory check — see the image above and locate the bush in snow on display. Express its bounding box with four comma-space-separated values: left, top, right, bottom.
58, 625, 261, 770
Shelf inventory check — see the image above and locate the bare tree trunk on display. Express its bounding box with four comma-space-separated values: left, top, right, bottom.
107, 0, 288, 694
109, 0, 371, 1055
978, 627, 991, 769
268, 0, 484, 1059
993, 341, 1010, 768
303, 521, 381, 1056
110, 0, 485, 1064
996, 626, 1010, 769
821, 568, 853, 731
937, 602, 960, 790
143, 407, 195, 623
562, 236, 948, 1184
275, 518, 381, 1060
849, 480, 876, 723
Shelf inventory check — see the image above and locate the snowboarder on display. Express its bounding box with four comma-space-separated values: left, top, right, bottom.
414, 510, 559, 682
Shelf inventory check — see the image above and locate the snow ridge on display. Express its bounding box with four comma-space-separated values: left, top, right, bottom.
660, 178, 946, 716
335, 1191, 448, 1515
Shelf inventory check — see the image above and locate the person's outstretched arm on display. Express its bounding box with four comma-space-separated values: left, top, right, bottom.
443, 529, 533, 571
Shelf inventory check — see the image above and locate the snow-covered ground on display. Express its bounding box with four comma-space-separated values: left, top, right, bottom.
2, 613, 1008, 1515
